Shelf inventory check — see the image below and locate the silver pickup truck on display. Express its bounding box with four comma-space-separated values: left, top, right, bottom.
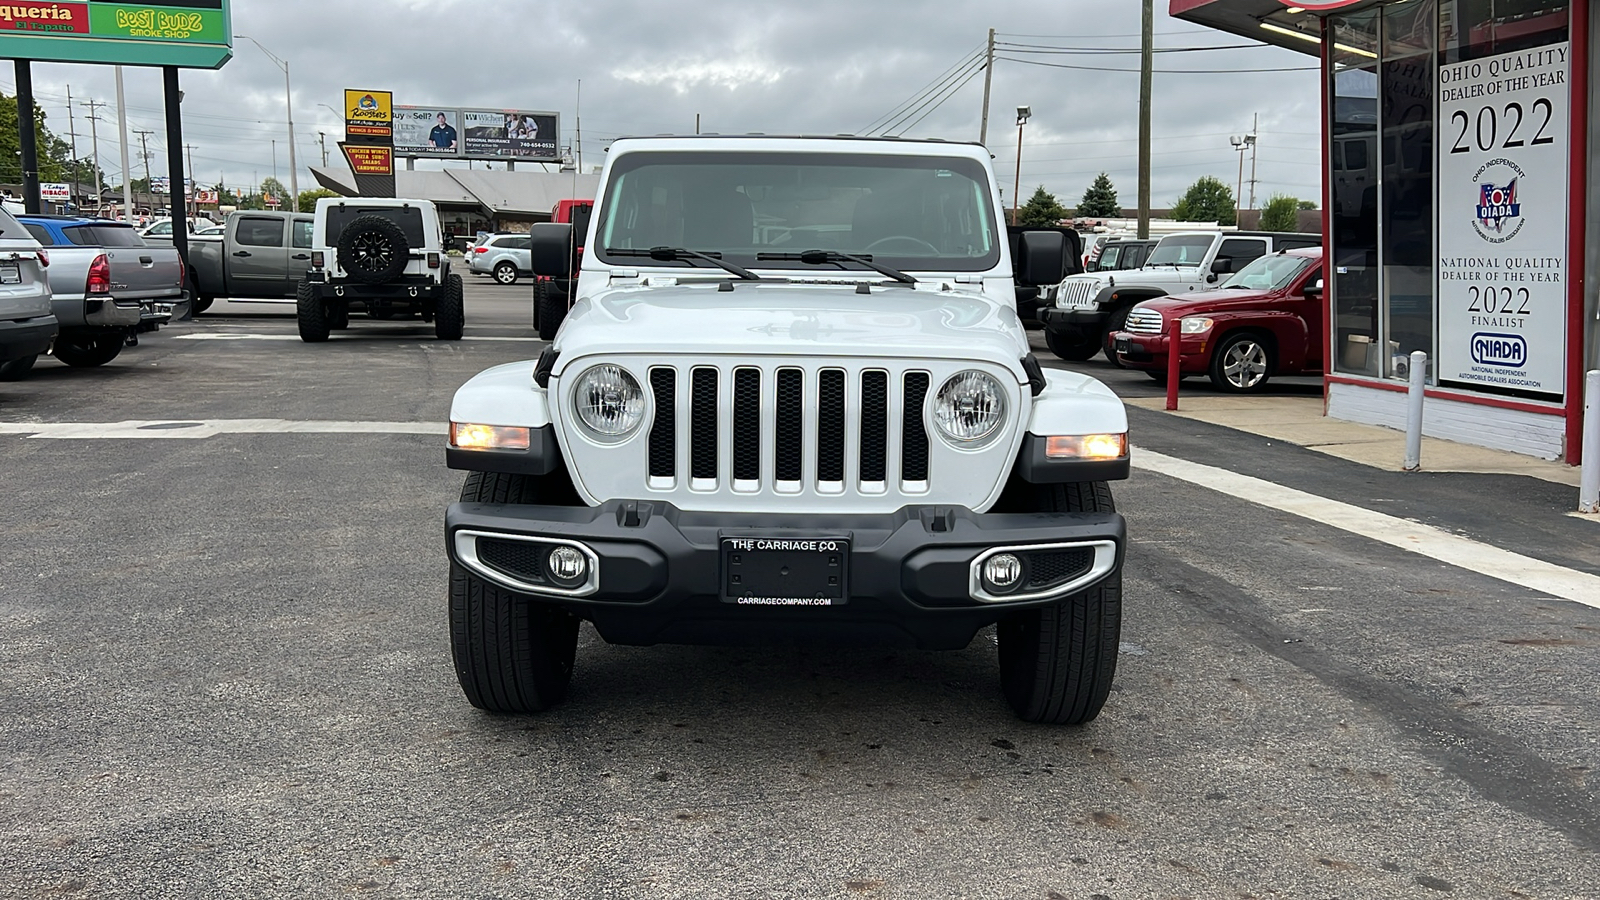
20, 216, 184, 368
179, 210, 314, 313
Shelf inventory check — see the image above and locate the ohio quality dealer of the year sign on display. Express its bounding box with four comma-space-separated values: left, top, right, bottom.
1436, 42, 1570, 400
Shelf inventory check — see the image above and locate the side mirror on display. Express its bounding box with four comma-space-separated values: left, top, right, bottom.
1304, 277, 1325, 298
1015, 230, 1067, 286
529, 222, 575, 278
1210, 256, 1233, 275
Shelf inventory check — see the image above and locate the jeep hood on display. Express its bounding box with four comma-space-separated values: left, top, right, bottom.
552, 281, 1031, 372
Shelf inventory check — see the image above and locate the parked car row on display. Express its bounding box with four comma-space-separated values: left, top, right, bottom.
0, 208, 187, 380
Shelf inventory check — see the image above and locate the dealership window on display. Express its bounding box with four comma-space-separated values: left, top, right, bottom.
1329, 8, 1381, 376
1381, 0, 1436, 379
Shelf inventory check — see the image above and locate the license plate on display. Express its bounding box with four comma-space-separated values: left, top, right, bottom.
1114, 338, 1133, 354
0, 263, 19, 285
721, 536, 849, 606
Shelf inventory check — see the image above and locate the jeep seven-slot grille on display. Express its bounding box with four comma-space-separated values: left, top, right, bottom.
645, 366, 930, 491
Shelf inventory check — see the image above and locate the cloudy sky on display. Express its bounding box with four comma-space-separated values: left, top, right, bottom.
5, 0, 1324, 209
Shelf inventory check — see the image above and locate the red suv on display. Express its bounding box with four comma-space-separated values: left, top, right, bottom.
1111, 247, 1324, 392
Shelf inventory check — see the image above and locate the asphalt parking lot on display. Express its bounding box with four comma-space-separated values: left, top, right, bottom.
2, 276, 1597, 898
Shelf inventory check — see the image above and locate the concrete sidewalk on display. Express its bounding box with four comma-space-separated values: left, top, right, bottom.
1126, 394, 1585, 489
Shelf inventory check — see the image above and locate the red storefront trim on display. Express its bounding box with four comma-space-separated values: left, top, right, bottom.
1327, 374, 1568, 415
1320, 16, 1333, 406
1566, 0, 1590, 463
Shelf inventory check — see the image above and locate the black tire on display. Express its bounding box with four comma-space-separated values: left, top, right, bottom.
537, 281, 567, 341
335, 215, 410, 285
328, 302, 350, 331
435, 273, 464, 341
51, 334, 123, 367
450, 471, 583, 713
193, 296, 214, 315
1100, 305, 1132, 369
296, 280, 329, 343
493, 261, 518, 285
1208, 331, 1274, 393
1045, 328, 1100, 362
0, 354, 37, 381
994, 480, 1121, 726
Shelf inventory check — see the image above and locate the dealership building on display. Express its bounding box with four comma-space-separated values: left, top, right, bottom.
1172, 0, 1594, 461
309, 166, 598, 246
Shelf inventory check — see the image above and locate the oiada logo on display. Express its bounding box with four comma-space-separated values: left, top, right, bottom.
1471, 332, 1527, 368
1471, 158, 1527, 243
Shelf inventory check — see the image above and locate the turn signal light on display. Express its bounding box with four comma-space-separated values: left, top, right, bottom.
1045, 433, 1127, 460
449, 422, 531, 451
38, 250, 48, 268
311, 251, 324, 269
427, 252, 441, 269
86, 253, 111, 295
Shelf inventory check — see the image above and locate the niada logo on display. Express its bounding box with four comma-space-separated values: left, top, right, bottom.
1471, 332, 1527, 368
1470, 158, 1527, 243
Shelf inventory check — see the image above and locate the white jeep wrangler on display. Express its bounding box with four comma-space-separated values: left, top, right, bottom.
444, 136, 1130, 724
299, 197, 463, 342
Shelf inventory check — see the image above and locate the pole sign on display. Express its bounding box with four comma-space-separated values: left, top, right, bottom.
340, 144, 393, 176
1436, 41, 1570, 401
0, 0, 231, 68
344, 89, 393, 142
40, 182, 70, 201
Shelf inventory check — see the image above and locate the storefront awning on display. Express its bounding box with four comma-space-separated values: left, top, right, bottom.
1169, 0, 1384, 54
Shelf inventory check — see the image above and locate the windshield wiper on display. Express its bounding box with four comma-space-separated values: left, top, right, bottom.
756, 250, 917, 285
606, 246, 762, 281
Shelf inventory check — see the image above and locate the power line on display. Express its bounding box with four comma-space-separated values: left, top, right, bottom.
994, 55, 1319, 74
993, 41, 1271, 53
876, 52, 988, 136
892, 59, 988, 136
859, 44, 984, 135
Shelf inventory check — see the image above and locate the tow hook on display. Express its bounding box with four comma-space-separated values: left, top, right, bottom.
334, 286, 345, 297
409, 286, 419, 297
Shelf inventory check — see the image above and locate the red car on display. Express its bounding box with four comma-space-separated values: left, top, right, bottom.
1111, 247, 1324, 392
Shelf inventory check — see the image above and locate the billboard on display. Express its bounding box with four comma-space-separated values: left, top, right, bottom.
459, 109, 559, 162
0, 0, 232, 69
393, 107, 460, 157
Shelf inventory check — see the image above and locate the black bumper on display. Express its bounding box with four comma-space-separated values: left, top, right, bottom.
1038, 306, 1109, 335
446, 500, 1125, 650
313, 279, 441, 301
0, 316, 58, 361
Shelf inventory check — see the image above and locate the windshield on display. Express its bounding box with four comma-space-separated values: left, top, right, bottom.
595, 151, 1000, 272
1223, 253, 1316, 291
1145, 234, 1213, 267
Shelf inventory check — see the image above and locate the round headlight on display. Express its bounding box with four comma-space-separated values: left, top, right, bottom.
572, 364, 645, 439
932, 370, 1007, 445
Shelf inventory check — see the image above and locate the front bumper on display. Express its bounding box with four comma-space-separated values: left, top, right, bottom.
1038, 305, 1109, 335
1110, 331, 1211, 374
447, 500, 1125, 650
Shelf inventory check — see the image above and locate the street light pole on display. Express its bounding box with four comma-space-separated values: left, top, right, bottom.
1012, 106, 1031, 225
237, 35, 299, 208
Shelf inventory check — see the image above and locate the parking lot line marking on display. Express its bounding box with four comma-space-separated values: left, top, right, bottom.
173, 333, 543, 342
1132, 446, 1600, 609
0, 420, 448, 439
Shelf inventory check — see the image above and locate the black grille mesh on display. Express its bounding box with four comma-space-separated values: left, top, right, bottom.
648, 368, 675, 479
1025, 548, 1095, 588
817, 369, 845, 482
691, 368, 718, 480
860, 370, 888, 482
902, 372, 930, 482
477, 538, 547, 584
775, 368, 804, 482
733, 368, 761, 481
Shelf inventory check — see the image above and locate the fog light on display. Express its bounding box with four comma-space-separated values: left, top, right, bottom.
546, 546, 588, 586
983, 553, 1024, 593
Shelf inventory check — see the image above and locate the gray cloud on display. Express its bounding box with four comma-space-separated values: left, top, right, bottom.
7, 0, 1323, 206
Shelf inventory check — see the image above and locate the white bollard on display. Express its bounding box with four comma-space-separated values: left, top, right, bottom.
1580, 370, 1600, 514
1403, 350, 1427, 472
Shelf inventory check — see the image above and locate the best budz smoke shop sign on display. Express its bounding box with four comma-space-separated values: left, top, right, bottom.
1436, 42, 1570, 401
0, 0, 231, 69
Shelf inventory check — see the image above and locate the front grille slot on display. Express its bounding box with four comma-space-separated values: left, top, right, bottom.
733, 368, 761, 482
648, 368, 676, 479
817, 369, 846, 483
775, 368, 804, 482
860, 370, 888, 483
691, 367, 718, 481
477, 538, 547, 585
902, 372, 930, 483
1025, 548, 1095, 589
1124, 308, 1164, 335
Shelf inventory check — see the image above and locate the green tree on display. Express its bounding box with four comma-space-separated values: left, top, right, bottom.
1077, 172, 1121, 218
259, 177, 289, 208
1259, 194, 1301, 232
1018, 185, 1070, 227
1297, 199, 1317, 210
298, 188, 339, 213
1170, 176, 1236, 226
0, 92, 105, 190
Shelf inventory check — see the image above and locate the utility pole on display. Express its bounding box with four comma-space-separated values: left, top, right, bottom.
84, 98, 107, 211
979, 27, 995, 145
317, 132, 327, 166
575, 78, 583, 173
185, 144, 196, 217
65, 85, 79, 206
116, 66, 134, 219
134, 129, 154, 187
1247, 112, 1259, 212
1137, 0, 1153, 239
